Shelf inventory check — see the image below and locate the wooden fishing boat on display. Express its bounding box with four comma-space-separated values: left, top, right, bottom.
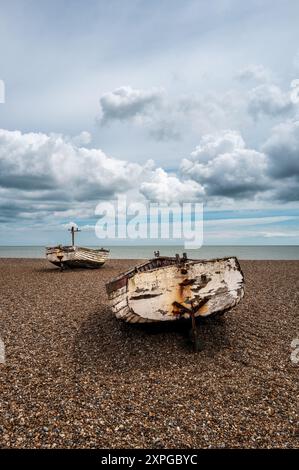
46, 226, 110, 270
106, 253, 244, 350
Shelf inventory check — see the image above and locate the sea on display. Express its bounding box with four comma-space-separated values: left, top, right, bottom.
0, 245, 298, 260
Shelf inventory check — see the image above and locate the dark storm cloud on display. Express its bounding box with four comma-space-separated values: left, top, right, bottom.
262, 120, 299, 180
271, 178, 299, 202
0, 174, 56, 191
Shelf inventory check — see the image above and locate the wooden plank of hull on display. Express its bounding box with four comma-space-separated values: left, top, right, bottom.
46, 246, 109, 269
106, 256, 244, 323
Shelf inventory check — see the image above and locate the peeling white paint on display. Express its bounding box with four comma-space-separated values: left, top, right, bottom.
46, 246, 109, 269
107, 256, 244, 323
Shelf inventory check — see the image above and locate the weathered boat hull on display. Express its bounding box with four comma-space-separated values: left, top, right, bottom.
46, 246, 110, 269
106, 256, 244, 323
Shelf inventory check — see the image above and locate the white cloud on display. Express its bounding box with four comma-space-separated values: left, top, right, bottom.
260, 231, 299, 238
0, 128, 155, 222
98, 85, 249, 141
0, 128, 149, 199
99, 86, 163, 124
62, 222, 95, 231
248, 84, 294, 119
63, 221, 78, 230
180, 130, 268, 198
139, 167, 204, 204
98, 85, 184, 141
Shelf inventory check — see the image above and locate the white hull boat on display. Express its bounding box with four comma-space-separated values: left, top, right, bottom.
46, 245, 110, 269
46, 225, 109, 269
106, 253, 244, 350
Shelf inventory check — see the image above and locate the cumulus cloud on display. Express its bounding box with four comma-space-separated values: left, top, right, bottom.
180, 130, 268, 198
0, 126, 206, 226
0, 128, 154, 222
2, 67, 299, 229
139, 168, 204, 204
0, 128, 150, 199
97, 77, 297, 146
99, 86, 163, 124
98, 85, 183, 141
178, 121, 299, 203
97, 83, 253, 142
248, 84, 294, 119
236, 64, 271, 82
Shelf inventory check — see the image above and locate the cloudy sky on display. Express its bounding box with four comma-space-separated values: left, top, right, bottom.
0, 0, 299, 245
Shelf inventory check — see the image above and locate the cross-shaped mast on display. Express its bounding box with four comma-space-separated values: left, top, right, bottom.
68, 226, 81, 246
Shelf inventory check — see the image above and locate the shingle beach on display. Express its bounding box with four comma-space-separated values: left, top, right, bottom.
0, 259, 298, 448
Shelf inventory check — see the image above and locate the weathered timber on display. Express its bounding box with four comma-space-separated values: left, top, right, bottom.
106, 254, 245, 323
46, 245, 110, 269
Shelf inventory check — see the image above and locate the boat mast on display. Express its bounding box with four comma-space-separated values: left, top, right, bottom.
68, 226, 80, 246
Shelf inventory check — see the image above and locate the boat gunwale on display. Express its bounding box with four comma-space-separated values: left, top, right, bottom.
106, 255, 244, 295
46, 245, 110, 254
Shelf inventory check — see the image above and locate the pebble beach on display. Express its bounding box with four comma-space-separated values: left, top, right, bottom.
0, 258, 298, 448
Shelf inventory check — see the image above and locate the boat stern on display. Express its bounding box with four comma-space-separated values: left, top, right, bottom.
45, 246, 76, 266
